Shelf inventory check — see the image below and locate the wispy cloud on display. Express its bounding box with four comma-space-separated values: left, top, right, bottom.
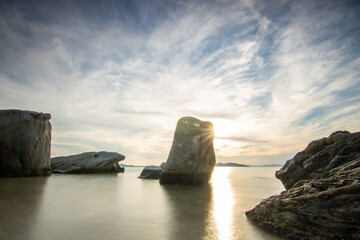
0, 0, 359, 165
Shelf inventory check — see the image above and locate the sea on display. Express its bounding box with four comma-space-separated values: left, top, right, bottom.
0, 167, 285, 240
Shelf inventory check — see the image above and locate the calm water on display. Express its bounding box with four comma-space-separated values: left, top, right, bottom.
0, 167, 284, 240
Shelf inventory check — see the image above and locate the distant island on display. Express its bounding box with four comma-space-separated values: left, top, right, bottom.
120, 164, 144, 167
249, 164, 283, 167
121, 163, 283, 168
216, 162, 249, 167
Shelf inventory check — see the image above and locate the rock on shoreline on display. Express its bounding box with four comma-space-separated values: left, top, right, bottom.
138, 163, 165, 179
160, 116, 216, 184
0, 109, 52, 177
51, 151, 125, 174
246, 131, 360, 239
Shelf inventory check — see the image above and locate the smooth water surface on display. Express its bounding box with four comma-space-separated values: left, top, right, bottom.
0, 167, 284, 240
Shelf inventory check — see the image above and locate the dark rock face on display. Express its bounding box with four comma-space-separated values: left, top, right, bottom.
114, 163, 125, 173
246, 131, 360, 239
160, 116, 216, 184
51, 151, 125, 173
0, 109, 52, 177
276, 130, 358, 190
139, 166, 162, 179
138, 162, 165, 179
138, 165, 161, 179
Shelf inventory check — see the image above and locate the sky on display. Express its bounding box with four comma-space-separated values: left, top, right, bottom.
1, 0, 359, 166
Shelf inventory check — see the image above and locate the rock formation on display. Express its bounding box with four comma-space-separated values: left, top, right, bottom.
160, 116, 216, 184
0, 109, 52, 177
114, 162, 125, 173
51, 151, 125, 173
138, 162, 165, 179
246, 131, 360, 239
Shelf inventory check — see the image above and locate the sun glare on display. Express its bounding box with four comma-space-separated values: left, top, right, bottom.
212, 119, 236, 138
211, 167, 234, 240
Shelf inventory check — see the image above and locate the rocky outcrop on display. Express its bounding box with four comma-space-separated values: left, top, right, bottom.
0, 109, 52, 177
160, 116, 216, 184
138, 162, 165, 179
246, 131, 360, 239
114, 162, 125, 173
276, 130, 359, 190
51, 151, 125, 173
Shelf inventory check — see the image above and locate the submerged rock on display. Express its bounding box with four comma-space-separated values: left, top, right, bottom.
160, 116, 216, 184
0, 109, 52, 177
246, 131, 360, 239
138, 162, 165, 179
51, 151, 125, 173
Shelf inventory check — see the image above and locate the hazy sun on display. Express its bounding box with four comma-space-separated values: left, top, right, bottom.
212, 119, 236, 138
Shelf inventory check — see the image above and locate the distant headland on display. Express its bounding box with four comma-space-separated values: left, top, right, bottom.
215, 162, 249, 167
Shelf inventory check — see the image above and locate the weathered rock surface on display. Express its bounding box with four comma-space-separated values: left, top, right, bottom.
114, 162, 125, 173
51, 151, 125, 173
160, 116, 216, 184
276, 130, 359, 190
246, 131, 360, 239
138, 162, 165, 179
0, 109, 52, 177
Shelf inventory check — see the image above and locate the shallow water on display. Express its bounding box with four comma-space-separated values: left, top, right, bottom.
0, 167, 284, 240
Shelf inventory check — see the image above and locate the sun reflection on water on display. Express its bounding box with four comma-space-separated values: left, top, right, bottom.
211, 167, 234, 240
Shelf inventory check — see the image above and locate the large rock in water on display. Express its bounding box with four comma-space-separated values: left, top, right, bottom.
160, 116, 216, 184
0, 109, 52, 177
246, 131, 360, 239
51, 151, 125, 173
138, 162, 166, 179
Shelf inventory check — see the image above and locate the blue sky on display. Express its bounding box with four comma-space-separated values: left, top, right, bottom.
1, 0, 359, 165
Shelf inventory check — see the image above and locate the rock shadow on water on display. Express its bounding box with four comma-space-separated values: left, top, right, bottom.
161, 184, 217, 240
0, 177, 48, 240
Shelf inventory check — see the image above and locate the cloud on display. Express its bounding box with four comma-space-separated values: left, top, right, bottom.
0, 0, 359, 165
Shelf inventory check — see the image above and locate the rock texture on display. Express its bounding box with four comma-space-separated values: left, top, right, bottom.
51, 151, 125, 173
160, 116, 216, 184
138, 162, 165, 179
114, 163, 125, 173
0, 109, 52, 177
246, 131, 360, 239
276, 130, 359, 190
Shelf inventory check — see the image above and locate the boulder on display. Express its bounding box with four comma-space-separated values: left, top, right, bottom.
115, 163, 125, 173
138, 162, 165, 179
160, 116, 216, 184
246, 131, 360, 239
0, 109, 52, 177
276, 130, 358, 189
51, 151, 125, 173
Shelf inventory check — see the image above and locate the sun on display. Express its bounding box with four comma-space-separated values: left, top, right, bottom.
212, 119, 237, 138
